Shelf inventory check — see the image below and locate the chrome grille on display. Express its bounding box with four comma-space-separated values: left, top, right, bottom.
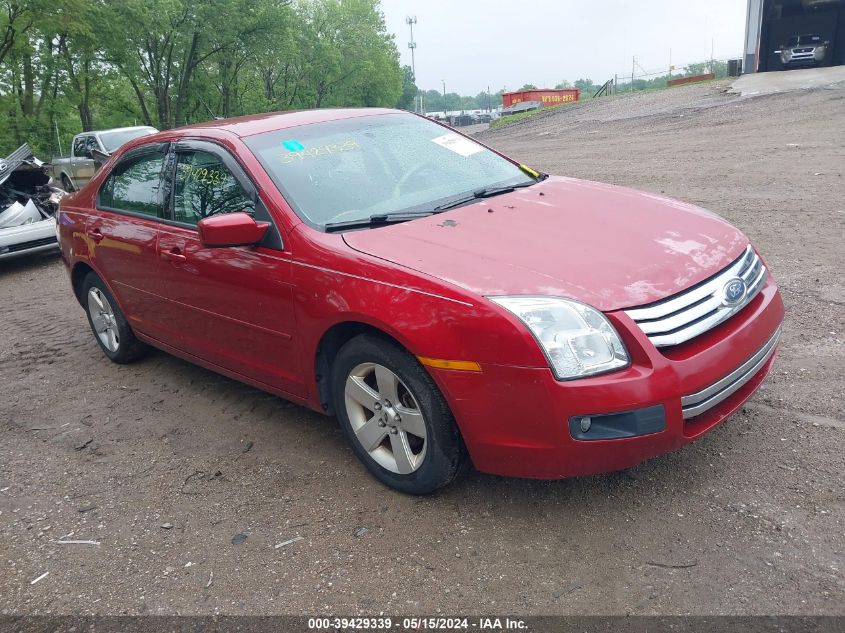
624, 245, 767, 348
681, 327, 781, 419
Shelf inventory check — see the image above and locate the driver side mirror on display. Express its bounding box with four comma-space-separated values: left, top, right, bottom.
197, 212, 269, 248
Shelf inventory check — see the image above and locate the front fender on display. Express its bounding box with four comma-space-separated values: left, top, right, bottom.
289, 227, 549, 407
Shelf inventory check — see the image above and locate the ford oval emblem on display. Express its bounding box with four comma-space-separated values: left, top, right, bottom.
0, 160, 8, 174
722, 277, 747, 306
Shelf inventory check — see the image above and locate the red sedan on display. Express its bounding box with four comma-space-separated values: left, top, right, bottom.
57, 109, 784, 494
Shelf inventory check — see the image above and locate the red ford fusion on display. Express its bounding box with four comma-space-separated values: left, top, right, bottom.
57, 109, 784, 494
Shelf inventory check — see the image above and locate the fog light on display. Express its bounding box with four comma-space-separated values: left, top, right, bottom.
569, 405, 666, 441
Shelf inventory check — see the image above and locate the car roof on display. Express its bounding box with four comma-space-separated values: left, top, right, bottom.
169, 108, 401, 138
89, 126, 158, 135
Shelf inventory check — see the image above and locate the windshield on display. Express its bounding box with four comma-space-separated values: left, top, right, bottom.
243, 112, 534, 229
788, 34, 821, 46
99, 128, 157, 153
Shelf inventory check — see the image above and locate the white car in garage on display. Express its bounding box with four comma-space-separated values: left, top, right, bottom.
778, 33, 830, 67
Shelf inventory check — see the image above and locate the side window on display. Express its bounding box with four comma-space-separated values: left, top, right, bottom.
73, 136, 87, 158
98, 153, 166, 218
173, 150, 255, 225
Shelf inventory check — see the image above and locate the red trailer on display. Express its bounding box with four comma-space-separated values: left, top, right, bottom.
502, 88, 580, 108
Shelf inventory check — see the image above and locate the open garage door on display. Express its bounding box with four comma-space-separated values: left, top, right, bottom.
757, 0, 845, 71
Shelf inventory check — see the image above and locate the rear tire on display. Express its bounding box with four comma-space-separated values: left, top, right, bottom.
81, 272, 148, 364
331, 334, 467, 494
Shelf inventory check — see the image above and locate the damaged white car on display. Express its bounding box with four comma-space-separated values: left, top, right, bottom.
0, 144, 65, 260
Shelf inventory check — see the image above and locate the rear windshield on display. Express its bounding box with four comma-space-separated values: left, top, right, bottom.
99, 128, 157, 153
243, 112, 532, 229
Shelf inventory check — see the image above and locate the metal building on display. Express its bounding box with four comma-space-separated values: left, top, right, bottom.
744, 0, 845, 72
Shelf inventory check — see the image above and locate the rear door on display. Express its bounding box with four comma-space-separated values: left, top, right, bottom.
88, 143, 171, 340
154, 140, 302, 396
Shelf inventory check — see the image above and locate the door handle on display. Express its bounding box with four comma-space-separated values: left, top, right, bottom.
161, 248, 187, 263
86, 228, 104, 243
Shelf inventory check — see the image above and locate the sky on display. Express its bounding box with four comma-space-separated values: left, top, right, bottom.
380, 0, 748, 95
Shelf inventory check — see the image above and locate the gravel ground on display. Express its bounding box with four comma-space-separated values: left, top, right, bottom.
1, 80, 843, 617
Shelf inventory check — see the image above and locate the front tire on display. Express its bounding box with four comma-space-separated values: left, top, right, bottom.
331, 334, 466, 494
61, 174, 74, 192
81, 273, 148, 364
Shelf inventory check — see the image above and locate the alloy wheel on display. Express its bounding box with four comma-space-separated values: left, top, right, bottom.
344, 362, 427, 474
87, 287, 120, 352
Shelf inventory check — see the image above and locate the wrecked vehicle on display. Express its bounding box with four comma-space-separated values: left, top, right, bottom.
0, 144, 65, 260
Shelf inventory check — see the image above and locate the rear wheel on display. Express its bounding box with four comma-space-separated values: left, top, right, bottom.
331, 334, 466, 494
81, 273, 148, 363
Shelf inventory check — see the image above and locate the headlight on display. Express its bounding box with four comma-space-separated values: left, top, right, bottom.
489, 296, 629, 380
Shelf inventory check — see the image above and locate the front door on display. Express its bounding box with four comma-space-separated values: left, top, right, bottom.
154, 141, 302, 397
71, 135, 98, 188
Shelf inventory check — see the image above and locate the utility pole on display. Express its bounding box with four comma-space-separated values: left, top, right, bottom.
631, 56, 636, 92
442, 80, 447, 119
711, 37, 715, 74
669, 49, 672, 81
406, 16, 418, 112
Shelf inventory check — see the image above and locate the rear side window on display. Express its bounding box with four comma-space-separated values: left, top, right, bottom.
99, 153, 165, 218
172, 150, 255, 225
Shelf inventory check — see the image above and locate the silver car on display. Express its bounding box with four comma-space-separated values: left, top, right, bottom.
0, 144, 65, 260
778, 34, 829, 68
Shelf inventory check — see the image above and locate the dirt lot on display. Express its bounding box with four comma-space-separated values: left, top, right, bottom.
2, 80, 843, 617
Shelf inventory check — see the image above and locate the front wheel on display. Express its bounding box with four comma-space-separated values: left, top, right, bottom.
61, 174, 74, 192
331, 335, 467, 494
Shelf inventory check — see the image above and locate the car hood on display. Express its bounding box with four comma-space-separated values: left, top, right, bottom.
342, 176, 748, 312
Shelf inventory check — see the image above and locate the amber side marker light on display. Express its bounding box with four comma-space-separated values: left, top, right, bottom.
417, 357, 482, 372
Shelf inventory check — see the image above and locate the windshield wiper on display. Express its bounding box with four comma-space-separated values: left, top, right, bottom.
433, 181, 537, 212
324, 211, 437, 232
324, 180, 542, 232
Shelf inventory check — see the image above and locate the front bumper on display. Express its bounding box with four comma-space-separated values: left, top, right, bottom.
0, 218, 59, 260
429, 277, 785, 479
782, 47, 826, 65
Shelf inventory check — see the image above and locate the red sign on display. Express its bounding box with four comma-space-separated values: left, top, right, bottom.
502, 89, 580, 108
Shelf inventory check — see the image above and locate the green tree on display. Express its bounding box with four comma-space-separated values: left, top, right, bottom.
474, 89, 501, 111
395, 65, 417, 110
573, 78, 596, 95
0, 0, 407, 153
293, 0, 401, 109
423, 88, 443, 113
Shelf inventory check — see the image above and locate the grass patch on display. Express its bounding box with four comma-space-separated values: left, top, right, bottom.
489, 104, 569, 130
